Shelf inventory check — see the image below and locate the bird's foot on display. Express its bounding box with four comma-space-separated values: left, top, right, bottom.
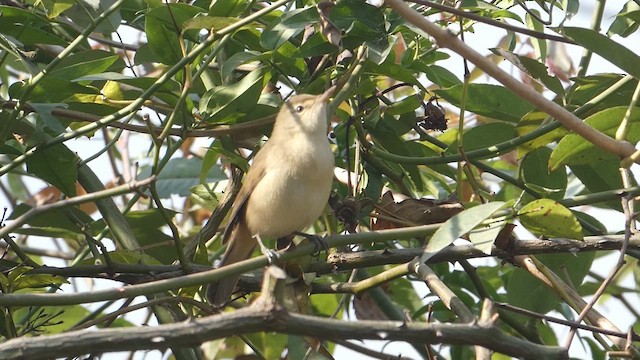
294, 231, 329, 256
254, 234, 281, 264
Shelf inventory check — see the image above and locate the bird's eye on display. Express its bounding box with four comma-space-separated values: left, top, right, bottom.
295, 105, 304, 112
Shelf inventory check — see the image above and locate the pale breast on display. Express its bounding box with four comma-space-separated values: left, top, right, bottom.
244, 138, 334, 239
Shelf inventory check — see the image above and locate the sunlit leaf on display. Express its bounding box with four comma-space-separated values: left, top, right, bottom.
550, 107, 640, 170
518, 199, 583, 239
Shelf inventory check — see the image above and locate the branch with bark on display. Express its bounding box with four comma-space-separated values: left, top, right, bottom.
0, 293, 568, 360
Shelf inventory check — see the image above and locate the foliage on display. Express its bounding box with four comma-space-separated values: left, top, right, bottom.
0, 0, 639, 359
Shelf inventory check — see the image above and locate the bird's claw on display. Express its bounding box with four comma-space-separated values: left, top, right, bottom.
254, 234, 281, 264
295, 231, 329, 256
263, 248, 281, 264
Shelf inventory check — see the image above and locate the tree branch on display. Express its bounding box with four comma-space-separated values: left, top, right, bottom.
384, 0, 640, 164
0, 300, 567, 360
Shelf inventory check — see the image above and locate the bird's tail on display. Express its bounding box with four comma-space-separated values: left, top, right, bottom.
206, 224, 255, 308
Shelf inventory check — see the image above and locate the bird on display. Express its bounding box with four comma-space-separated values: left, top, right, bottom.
206, 86, 336, 308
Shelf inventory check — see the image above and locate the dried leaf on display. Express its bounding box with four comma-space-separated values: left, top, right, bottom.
372, 191, 463, 230
317, 1, 342, 48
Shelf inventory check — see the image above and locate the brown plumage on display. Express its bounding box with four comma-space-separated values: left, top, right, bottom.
206, 87, 336, 307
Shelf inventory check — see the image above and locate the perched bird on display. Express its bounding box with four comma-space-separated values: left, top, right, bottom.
206, 86, 336, 307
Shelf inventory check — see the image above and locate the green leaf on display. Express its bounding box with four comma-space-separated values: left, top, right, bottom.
260, 8, 318, 50
0, 21, 67, 47
294, 32, 338, 59
519, 147, 567, 200
182, 16, 242, 32
0, 5, 51, 28
559, 27, 640, 78
30, 305, 90, 334
145, 16, 181, 65
49, 50, 122, 81
608, 2, 640, 38
385, 95, 421, 116
367, 115, 424, 191
445, 122, 516, 154
208, 0, 247, 17
570, 154, 624, 211
550, 107, 640, 170
572, 210, 607, 235
62, 1, 122, 34
365, 34, 396, 65
329, 0, 386, 35
199, 68, 270, 124
126, 210, 178, 264
220, 51, 261, 80
412, 63, 461, 88
26, 143, 77, 196
392, 281, 426, 320
244, 332, 287, 360
435, 84, 535, 123
526, 12, 546, 60
468, 219, 506, 254
518, 199, 583, 239
367, 61, 423, 87
506, 252, 594, 313
491, 48, 564, 96
81, 249, 162, 266
425, 202, 506, 255
138, 157, 226, 198
7, 266, 65, 291
568, 74, 639, 113
90, 210, 178, 263
516, 110, 567, 157
10, 77, 99, 103
8, 204, 92, 240
145, 4, 203, 64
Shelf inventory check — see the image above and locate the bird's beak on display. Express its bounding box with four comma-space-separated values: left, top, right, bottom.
319, 85, 337, 102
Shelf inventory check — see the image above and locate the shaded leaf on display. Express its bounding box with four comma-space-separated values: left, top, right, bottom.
519, 147, 567, 200
436, 84, 535, 123
138, 158, 227, 198
182, 16, 242, 32
145, 4, 203, 64
445, 122, 516, 154
570, 154, 625, 211
506, 252, 594, 313
8, 203, 93, 241
261, 8, 318, 50
26, 144, 77, 197
559, 26, 640, 78
199, 68, 270, 124
50, 50, 123, 81
491, 48, 564, 96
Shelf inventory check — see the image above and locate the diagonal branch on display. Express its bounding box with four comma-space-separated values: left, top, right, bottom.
384, 0, 640, 164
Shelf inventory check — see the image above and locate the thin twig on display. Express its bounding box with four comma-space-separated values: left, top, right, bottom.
405, 0, 574, 44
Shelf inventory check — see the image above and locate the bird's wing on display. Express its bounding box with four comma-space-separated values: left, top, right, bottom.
221, 154, 267, 244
